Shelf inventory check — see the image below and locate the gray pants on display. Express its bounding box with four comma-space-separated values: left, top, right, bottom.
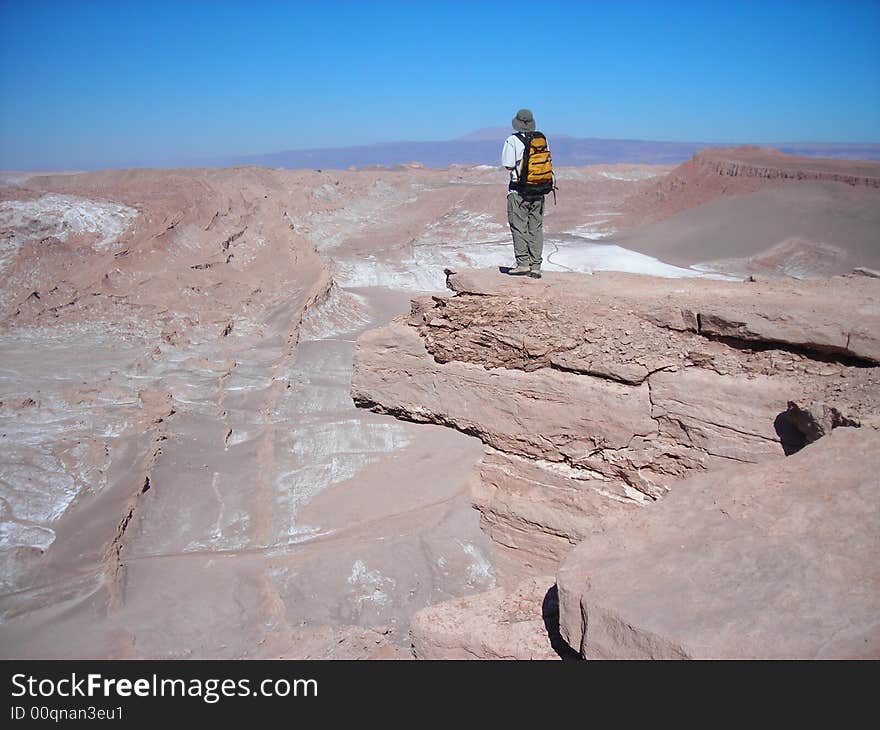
507, 192, 544, 269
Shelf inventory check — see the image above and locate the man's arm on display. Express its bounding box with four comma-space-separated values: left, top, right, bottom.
501, 137, 518, 170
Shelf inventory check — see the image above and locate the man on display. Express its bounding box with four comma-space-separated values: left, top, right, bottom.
502, 108, 545, 279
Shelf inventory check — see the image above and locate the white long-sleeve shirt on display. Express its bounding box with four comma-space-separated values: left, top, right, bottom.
501, 134, 525, 195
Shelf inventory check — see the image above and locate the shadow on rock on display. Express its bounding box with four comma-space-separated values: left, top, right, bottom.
773, 411, 809, 455
542, 585, 582, 661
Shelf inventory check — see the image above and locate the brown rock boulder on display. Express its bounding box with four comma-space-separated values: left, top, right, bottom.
557, 427, 880, 659
410, 576, 575, 660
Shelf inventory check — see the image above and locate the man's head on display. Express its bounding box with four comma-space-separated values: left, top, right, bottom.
512, 109, 536, 133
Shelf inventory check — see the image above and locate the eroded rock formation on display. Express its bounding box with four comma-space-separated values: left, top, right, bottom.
353, 267, 880, 658
624, 146, 880, 227
557, 427, 880, 659
353, 268, 879, 573
0, 162, 677, 658
3, 151, 878, 659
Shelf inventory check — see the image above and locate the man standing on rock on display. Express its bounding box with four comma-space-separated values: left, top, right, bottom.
502, 108, 553, 280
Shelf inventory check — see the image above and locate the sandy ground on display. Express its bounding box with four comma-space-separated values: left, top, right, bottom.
617, 147, 880, 275
1, 285, 494, 658
619, 181, 880, 273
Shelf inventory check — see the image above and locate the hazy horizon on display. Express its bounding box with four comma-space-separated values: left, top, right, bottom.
2, 1, 879, 169
3, 131, 880, 174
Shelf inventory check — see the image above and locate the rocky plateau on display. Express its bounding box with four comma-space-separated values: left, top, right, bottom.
355, 267, 880, 659
1, 147, 878, 659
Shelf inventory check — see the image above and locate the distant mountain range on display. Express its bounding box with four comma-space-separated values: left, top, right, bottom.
206, 131, 880, 170
30, 132, 879, 172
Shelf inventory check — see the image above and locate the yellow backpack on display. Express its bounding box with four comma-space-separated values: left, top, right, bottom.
515, 131, 556, 201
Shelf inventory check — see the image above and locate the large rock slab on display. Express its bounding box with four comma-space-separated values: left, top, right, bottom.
557, 427, 880, 659
648, 369, 797, 462
353, 269, 879, 577
352, 320, 658, 460
446, 269, 880, 364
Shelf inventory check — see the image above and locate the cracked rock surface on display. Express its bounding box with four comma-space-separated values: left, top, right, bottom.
352, 268, 880, 581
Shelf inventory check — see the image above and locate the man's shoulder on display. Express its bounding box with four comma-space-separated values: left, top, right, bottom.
504, 133, 524, 145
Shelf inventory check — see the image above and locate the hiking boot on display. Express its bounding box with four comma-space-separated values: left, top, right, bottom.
529, 270, 542, 279
507, 265, 531, 276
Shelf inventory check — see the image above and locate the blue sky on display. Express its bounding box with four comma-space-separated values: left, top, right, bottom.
1, 0, 878, 168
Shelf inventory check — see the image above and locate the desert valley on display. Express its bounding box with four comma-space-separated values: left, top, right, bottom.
0, 147, 878, 659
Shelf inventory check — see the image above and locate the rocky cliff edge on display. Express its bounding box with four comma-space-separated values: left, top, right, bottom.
352, 268, 880, 658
